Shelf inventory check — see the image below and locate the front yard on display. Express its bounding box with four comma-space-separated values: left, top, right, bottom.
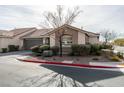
38, 55, 112, 64
30, 44, 124, 63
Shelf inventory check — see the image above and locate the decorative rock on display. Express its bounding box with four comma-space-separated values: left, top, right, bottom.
42, 50, 53, 57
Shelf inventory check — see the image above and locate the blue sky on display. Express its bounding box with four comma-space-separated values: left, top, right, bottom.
0, 5, 124, 37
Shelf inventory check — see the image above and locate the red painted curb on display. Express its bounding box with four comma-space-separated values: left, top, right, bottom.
17, 58, 121, 69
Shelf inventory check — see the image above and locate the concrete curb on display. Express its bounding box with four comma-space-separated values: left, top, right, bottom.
17, 58, 124, 69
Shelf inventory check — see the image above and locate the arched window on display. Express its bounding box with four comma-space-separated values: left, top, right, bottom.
62, 35, 72, 47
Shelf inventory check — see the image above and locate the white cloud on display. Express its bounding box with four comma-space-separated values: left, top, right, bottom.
0, 5, 124, 37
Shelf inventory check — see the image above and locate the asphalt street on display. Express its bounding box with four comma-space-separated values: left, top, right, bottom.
0, 51, 124, 87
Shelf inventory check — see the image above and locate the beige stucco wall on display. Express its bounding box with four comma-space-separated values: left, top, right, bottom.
89, 36, 99, 44
0, 37, 13, 52
0, 29, 36, 51
49, 33, 55, 47
78, 32, 86, 44
55, 27, 78, 46
10, 38, 23, 49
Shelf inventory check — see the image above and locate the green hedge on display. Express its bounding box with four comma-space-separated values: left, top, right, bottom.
1, 48, 7, 53
8, 45, 19, 52
39, 45, 50, 53
31, 45, 40, 53
90, 44, 100, 55
100, 44, 113, 49
70, 44, 112, 56
31, 45, 50, 53
71, 44, 91, 56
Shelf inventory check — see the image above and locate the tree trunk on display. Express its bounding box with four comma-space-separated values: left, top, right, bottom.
59, 36, 63, 56
105, 39, 108, 45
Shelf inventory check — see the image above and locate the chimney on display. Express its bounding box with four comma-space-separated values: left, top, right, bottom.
81, 26, 83, 30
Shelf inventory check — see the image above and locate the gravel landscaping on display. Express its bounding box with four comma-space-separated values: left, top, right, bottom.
29, 55, 113, 65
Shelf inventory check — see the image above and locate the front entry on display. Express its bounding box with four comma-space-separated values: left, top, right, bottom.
61, 35, 72, 54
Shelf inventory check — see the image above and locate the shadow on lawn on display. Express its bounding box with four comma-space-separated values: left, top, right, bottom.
19, 64, 124, 87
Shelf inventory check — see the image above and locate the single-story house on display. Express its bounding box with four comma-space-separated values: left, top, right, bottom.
0, 24, 100, 52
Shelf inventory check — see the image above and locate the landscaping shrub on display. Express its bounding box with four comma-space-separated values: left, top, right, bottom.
92, 57, 99, 60
71, 44, 80, 56
15, 45, 19, 51
39, 45, 50, 53
1, 48, 7, 53
90, 44, 100, 55
116, 52, 123, 59
8, 45, 15, 52
8, 45, 19, 52
95, 51, 101, 56
102, 44, 113, 49
31, 45, 40, 53
84, 45, 91, 55
51, 46, 59, 55
71, 44, 91, 56
71, 44, 105, 56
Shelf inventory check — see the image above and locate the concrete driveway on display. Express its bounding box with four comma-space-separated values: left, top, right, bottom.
0, 51, 124, 87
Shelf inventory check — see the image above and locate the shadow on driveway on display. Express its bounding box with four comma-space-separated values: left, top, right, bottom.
40, 64, 124, 87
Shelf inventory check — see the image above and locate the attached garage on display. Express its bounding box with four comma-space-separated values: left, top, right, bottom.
23, 38, 43, 49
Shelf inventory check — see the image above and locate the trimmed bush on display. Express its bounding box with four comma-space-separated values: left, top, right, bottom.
1, 48, 7, 53
83, 45, 91, 55
101, 44, 113, 49
90, 44, 100, 55
8, 45, 15, 52
51, 46, 59, 55
71, 44, 80, 56
31, 45, 40, 53
15, 45, 19, 51
39, 45, 50, 53
71, 44, 103, 56
71, 44, 91, 56
8, 45, 19, 52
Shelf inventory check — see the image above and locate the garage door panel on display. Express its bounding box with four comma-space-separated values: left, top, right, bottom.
24, 38, 43, 49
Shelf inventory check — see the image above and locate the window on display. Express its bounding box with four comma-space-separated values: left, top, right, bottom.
62, 35, 72, 47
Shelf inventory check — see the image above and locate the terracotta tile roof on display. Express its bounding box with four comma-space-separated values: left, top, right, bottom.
0, 25, 99, 38
21, 28, 52, 38
0, 27, 36, 38
0, 30, 13, 38
43, 24, 100, 37
10, 27, 36, 36
30, 29, 51, 36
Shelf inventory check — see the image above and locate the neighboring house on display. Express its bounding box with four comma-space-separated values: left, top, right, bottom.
0, 24, 100, 52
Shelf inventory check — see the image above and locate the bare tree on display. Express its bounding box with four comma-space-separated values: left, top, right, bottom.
100, 29, 117, 44
41, 5, 82, 56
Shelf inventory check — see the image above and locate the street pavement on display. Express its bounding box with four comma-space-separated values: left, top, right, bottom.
0, 51, 124, 87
